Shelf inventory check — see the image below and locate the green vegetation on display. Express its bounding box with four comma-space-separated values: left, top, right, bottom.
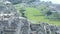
14, 4, 60, 26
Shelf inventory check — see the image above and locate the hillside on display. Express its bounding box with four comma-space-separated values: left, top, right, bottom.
14, 0, 60, 26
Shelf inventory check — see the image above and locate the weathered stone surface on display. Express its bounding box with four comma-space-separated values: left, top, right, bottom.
0, 1, 30, 34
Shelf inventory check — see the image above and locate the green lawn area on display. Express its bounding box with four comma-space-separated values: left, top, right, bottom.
25, 7, 60, 26
14, 4, 60, 26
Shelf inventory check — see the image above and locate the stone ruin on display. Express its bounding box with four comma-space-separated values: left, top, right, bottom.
30, 23, 60, 34
0, 1, 30, 34
0, 0, 60, 34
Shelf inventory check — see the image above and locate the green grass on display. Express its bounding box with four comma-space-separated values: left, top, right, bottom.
15, 4, 60, 26
25, 7, 60, 26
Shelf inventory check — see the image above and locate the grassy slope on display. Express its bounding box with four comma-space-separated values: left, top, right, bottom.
14, 4, 60, 26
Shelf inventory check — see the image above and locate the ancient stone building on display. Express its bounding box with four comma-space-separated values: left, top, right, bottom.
0, 0, 30, 34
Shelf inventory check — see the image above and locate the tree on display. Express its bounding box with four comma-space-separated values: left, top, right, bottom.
8, 0, 22, 4
46, 10, 52, 16
19, 8, 26, 18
